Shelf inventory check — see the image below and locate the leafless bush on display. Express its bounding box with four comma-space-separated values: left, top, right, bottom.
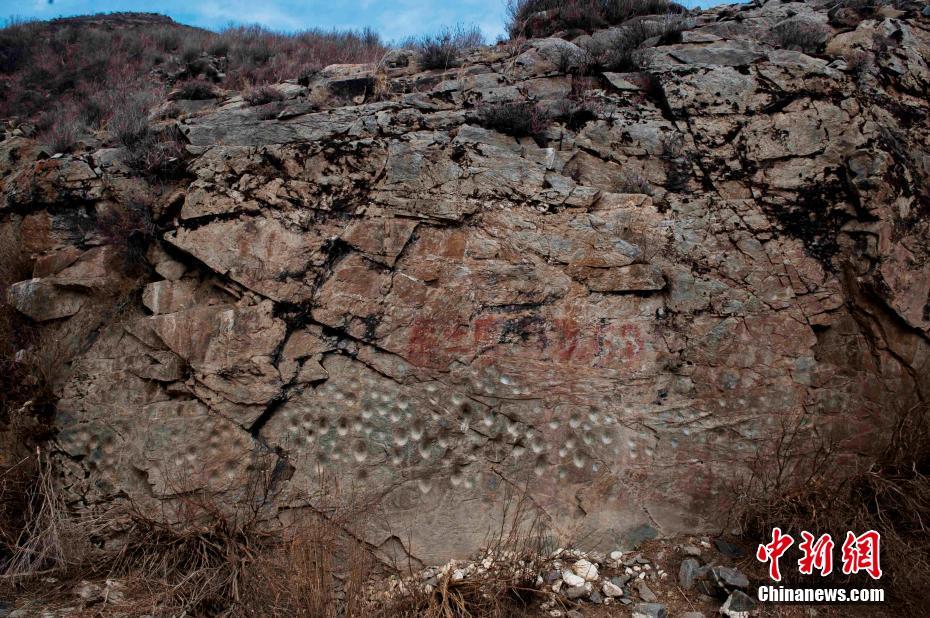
770, 19, 831, 53
96, 200, 158, 270
408, 25, 485, 71
549, 97, 601, 131
98, 462, 382, 616
471, 101, 551, 137
736, 404, 930, 613
134, 126, 188, 178
660, 132, 690, 191
585, 14, 690, 71
107, 90, 188, 179
244, 84, 285, 106
844, 49, 872, 77
2, 440, 392, 616
507, 0, 687, 39
0, 449, 95, 581
243, 479, 377, 617
376, 491, 555, 617
0, 241, 79, 587
614, 169, 655, 195
173, 78, 217, 100
255, 101, 286, 120
39, 104, 85, 154
0, 18, 40, 74
151, 25, 182, 52
109, 90, 153, 149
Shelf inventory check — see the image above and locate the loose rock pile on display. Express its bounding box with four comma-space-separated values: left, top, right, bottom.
373, 540, 756, 617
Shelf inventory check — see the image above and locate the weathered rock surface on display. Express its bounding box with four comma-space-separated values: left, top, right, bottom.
2, 0, 930, 568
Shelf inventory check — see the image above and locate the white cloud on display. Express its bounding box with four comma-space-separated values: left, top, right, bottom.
194, 0, 305, 30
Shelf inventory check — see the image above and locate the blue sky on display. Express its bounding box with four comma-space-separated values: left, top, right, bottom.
6, 0, 710, 42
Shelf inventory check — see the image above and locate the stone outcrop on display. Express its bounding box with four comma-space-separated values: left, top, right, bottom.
3, 0, 930, 566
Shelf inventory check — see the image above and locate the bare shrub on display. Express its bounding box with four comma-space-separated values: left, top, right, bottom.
173, 78, 217, 100
0, 245, 45, 569
471, 101, 551, 137
179, 40, 202, 65
770, 19, 831, 53
244, 84, 285, 106
243, 478, 377, 617
109, 89, 153, 149
97, 199, 158, 268
660, 132, 690, 192
506, 0, 687, 39
0, 449, 95, 581
844, 49, 872, 77
549, 97, 601, 131
376, 491, 554, 617
107, 90, 188, 179
96, 463, 381, 616
39, 104, 85, 154
614, 169, 654, 194
736, 404, 930, 613
129, 126, 188, 178
585, 14, 690, 71
408, 25, 485, 71
257, 101, 287, 120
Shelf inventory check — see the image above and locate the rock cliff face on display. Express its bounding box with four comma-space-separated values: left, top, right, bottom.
3, 0, 930, 565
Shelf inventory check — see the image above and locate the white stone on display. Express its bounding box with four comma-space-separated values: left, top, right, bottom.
572, 559, 599, 582
561, 570, 585, 587
609, 550, 623, 561
602, 581, 624, 597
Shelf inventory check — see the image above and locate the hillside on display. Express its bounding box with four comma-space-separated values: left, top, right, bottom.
2, 0, 930, 615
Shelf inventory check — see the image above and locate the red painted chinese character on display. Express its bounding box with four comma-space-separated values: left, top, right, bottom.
798, 531, 834, 576
841, 530, 882, 580
757, 527, 795, 581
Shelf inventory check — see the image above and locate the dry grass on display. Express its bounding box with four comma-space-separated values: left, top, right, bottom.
735, 404, 930, 614
0, 241, 57, 566
0, 455, 387, 616
244, 498, 377, 616
1, 451, 563, 617
0, 449, 95, 582
374, 491, 556, 618
38, 103, 86, 154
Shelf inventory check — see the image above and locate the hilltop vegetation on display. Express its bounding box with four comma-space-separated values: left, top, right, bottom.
0, 13, 385, 146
